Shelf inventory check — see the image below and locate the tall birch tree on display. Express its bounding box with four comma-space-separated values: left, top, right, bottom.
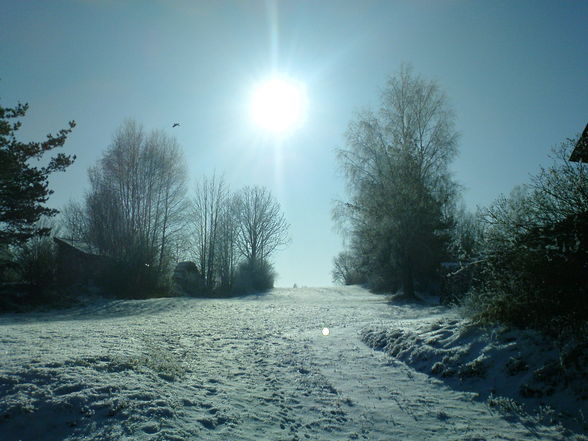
335, 65, 459, 297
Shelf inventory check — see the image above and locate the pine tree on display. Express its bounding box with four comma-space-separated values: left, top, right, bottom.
0, 101, 76, 247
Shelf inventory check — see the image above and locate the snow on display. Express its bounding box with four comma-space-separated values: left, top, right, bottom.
362, 313, 588, 436
0, 286, 586, 440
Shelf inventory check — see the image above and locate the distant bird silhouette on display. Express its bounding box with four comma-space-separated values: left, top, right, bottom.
172, 123, 180, 128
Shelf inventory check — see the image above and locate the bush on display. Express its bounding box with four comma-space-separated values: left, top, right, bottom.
467, 213, 588, 332
463, 138, 588, 333
98, 242, 171, 299
99, 261, 167, 299
0, 244, 18, 283
171, 261, 203, 297
14, 236, 57, 294
0, 235, 69, 311
232, 259, 275, 294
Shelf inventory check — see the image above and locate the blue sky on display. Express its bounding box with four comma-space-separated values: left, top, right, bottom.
2, 0, 587, 287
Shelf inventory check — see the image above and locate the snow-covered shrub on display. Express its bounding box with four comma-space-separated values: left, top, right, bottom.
458, 357, 487, 379
487, 395, 525, 416
440, 260, 483, 305
0, 229, 86, 311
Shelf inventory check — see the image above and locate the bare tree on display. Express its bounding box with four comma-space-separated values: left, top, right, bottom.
332, 251, 364, 285
85, 167, 127, 257
215, 195, 239, 292
527, 138, 588, 224
483, 137, 588, 256
60, 200, 88, 244
234, 186, 290, 264
191, 174, 230, 293
335, 65, 459, 297
65, 120, 189, 295
89, 121, 188, 265
143, 131, 190, 272
449, 205, 485, 262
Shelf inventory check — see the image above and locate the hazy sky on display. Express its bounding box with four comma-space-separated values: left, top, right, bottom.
2, 0, 587, 287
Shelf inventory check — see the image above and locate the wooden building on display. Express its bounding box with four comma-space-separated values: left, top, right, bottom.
53, 237, 111, 286
570, 123, 588, 163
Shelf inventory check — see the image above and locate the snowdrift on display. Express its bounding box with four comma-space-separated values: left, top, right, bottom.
362, 316, 588, 433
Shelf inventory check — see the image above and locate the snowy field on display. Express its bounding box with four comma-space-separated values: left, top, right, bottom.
0, 286, 586, 441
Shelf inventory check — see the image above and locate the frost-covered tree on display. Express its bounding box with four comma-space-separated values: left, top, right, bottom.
335, 65, 459, 297
62, 120, 189, 296
188, 184, 288, 295
234, 186, 290, 265
191, 174, 231, 293
449, 205, 485, 262
215, 195, 239, 293
332, 251, 364, 285
84, 121, 189, 268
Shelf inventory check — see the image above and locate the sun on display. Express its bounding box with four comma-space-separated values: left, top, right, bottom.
249, 76, 307, 134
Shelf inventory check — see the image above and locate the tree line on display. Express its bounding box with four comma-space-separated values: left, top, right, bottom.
2, 66, 586, 331
64, 120, 289, 298
1, 106, 289, 303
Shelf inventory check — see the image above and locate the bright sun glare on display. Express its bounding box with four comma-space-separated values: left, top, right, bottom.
250, 76, 307, 134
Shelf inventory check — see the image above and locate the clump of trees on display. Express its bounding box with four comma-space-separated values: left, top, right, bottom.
465, 138, 588, 333
191, 174, 233, 294
61, 120, 289, 298
62, 120, 189, 297
0, 99, 75, 302
191, 177, 289, 296
232, 186, 289, 293
333, 65, 459, 298
332, 65, 586, 333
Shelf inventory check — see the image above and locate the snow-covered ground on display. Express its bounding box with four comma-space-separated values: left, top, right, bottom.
0, 286, 586, 440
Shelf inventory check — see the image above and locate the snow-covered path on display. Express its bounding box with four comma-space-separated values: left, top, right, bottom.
0, 287, 571, 440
